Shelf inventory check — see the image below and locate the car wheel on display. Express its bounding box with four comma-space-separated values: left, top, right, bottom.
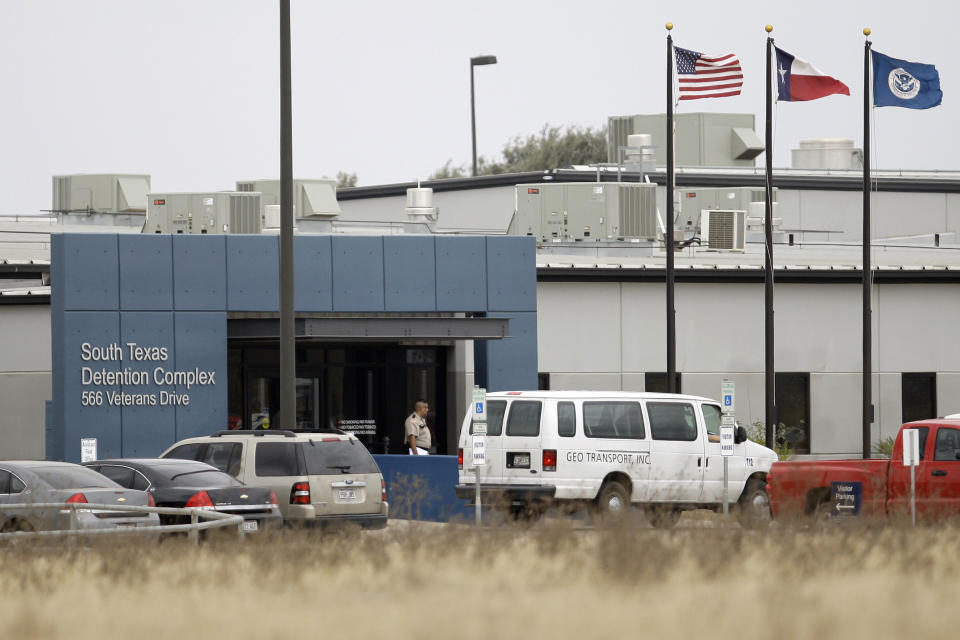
593, 481, 630, 523
736, 478, 772, 530
0, 518, 34, 533
644, 504, 681, 529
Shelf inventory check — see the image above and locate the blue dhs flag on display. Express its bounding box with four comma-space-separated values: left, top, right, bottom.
872, 50, 942, 109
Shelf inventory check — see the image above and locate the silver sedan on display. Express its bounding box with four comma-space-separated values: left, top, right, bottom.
0, 461, 160, 533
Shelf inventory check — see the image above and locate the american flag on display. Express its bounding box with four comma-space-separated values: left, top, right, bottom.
675, 46, 743, 100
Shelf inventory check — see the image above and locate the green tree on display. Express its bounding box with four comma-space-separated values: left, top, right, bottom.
430, 123, 608, 179
335, 171, 358, 188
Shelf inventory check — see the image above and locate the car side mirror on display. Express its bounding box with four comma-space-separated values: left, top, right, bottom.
734, 426, 747, 445
956, 451, 960, 461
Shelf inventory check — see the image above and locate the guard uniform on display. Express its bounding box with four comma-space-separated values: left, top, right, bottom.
404, 412, 431, 453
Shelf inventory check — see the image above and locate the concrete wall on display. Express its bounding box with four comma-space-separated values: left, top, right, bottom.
537, 279, 960, 456
0, 306, 51, 458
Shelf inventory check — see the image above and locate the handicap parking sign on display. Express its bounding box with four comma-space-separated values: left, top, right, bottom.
475, 401, 484, 415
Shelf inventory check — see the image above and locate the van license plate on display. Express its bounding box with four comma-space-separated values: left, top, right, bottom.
242, 520, 258, 532
337, 489, 357, 502
509, 453, 530, 469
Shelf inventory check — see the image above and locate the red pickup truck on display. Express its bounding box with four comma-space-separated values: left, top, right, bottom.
767, 419, 960, 520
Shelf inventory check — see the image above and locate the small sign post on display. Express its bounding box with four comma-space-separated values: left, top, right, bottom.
80, 438, 97, 463
720, 380, 736, 518
720, 416, 736, 517
903, 428, 920, 527
472, 387, 487, 526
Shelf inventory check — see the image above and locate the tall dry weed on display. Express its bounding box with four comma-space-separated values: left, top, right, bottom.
0, 518, 957, 639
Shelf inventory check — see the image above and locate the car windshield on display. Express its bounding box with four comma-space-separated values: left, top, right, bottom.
32, 466, 120, 490
301, 440, 379, 475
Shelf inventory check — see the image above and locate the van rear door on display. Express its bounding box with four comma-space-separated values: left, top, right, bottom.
501, 400, 543, 488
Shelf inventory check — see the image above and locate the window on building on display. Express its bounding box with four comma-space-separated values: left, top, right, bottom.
902, 372, 937, 424
645, 372, 682, 394
538, 373, 550, 391
775, 372, 810, 454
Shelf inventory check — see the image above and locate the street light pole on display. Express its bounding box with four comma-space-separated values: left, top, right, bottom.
470, 55, 497, 177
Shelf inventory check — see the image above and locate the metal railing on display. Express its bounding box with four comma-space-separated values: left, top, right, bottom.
0, 503, 247, 544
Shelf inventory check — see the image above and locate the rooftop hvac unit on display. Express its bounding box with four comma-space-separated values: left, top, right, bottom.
511, 182, 657, 241
52, 174, 150, 213
144, 192, 262, 234
701, 209, 746, 251
236, 179, 340, 219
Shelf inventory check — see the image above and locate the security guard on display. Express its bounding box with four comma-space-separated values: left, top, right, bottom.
405, 399, 431, 455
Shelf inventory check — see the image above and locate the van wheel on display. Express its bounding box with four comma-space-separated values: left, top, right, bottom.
507, 502, 545, 526
594, 481, 630, 523
644, 505, 680, 529
736, 479, 772, 530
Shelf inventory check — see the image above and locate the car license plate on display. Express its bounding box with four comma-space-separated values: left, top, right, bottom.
510, 452, 530, 468
242, 520, 258, 532
337, 489, 357, 502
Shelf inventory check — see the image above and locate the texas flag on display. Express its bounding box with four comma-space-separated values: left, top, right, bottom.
775, 47, 850, 101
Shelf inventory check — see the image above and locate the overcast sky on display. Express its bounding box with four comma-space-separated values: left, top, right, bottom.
0, 0, 956, 214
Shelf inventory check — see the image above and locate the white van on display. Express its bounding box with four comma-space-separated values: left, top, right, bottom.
455, 391, 777, 528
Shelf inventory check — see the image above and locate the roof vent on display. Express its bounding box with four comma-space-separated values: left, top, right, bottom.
791, 138, 863, 170
405, 183, 437, 222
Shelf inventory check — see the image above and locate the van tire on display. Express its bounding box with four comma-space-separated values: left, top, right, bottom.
593, 481, 630, 522
644, 505, 680, 529
0, 518, 33, 533
736, 478, 772, 530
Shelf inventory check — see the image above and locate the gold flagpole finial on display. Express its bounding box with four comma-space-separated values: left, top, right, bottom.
666, 22, 674, 31
765, 24, 773, 33
863, 27, 871, 36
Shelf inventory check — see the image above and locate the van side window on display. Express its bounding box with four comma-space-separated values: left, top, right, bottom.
583, 402, 645, 439
702, 404, 722, 437
558, 402, 576, 437
472, 400, 506, 436
506, 401, 542, 437
648, 402, 698, 441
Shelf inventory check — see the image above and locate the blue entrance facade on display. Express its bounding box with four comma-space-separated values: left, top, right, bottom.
48, 233, 537, 462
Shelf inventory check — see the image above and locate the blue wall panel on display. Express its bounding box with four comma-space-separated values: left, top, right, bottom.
61, 234, 119, 311
294, 235, 333, 312
486, 236, 537, 312
480, 312, 539, 391
173, 235, 226, 311
173, 312, 228, 441
372, 455, 470, 522
332, 236, 384, 311
435, 236, 487, 311
384, 236, 437, 311
63, 311, 122, 461
227, 235, 279, 311
120, 312, 176, 457
119, 235, 173, 310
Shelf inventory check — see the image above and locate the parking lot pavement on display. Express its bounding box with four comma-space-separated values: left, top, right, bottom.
379, 508, 744, 531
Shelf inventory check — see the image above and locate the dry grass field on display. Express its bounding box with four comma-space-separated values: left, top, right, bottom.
0, 515, 956, 640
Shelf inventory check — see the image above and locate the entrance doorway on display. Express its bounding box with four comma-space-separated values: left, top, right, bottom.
228, 343, 447, 454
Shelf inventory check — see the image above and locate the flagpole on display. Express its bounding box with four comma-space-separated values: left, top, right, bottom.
666, 22, 677, 393
764, 25, 775, 449
862, 28, 873, 459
